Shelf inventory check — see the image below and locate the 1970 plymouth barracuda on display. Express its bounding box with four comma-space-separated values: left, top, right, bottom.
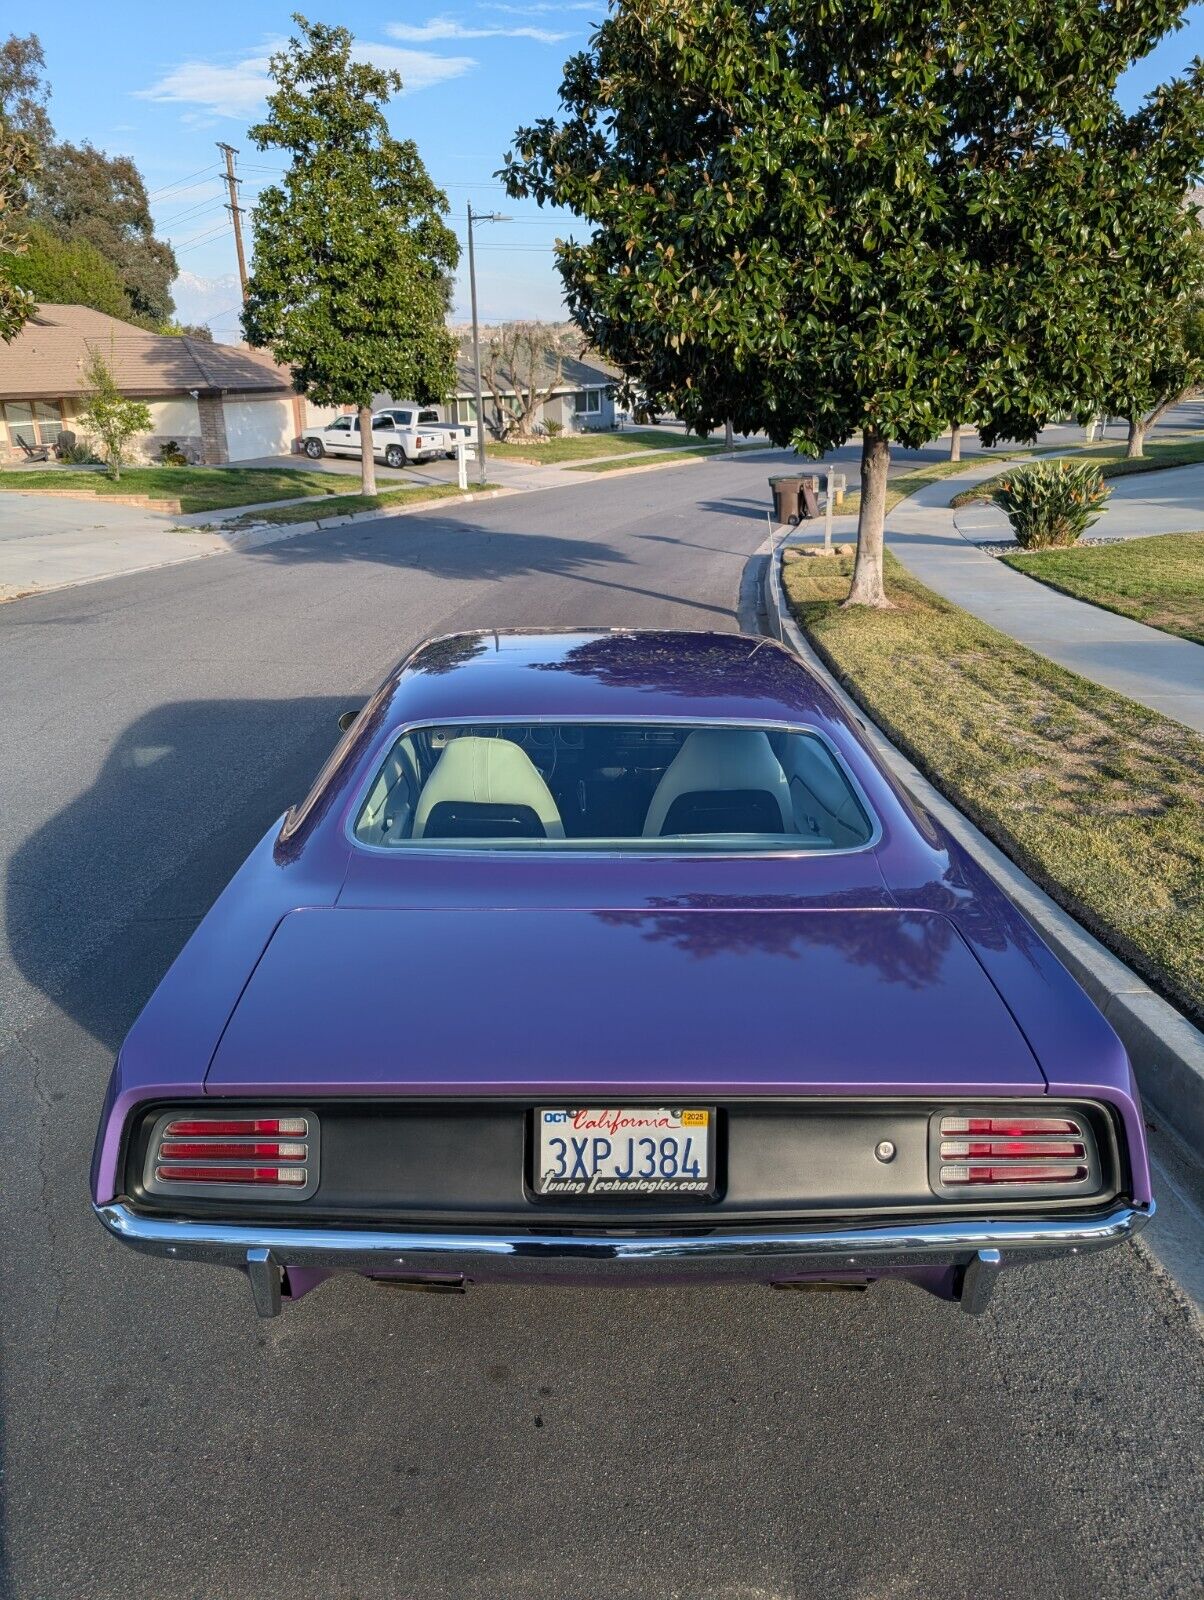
91, 628, 1153, 1317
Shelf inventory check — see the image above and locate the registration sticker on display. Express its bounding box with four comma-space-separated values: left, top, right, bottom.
535, 1107, 715, 1198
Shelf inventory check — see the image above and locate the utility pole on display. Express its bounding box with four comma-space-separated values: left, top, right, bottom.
466, 204, 510, 485
217, 142, 248, 302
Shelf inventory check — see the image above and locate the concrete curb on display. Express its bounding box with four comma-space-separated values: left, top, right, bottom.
218, 486, 513, 545
763, 534, 1204, 1164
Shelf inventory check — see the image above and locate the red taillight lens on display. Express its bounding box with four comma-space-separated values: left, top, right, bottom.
940, 1116, 1078, 1136
934, 1110, 1096, 1193
158, 1141, 307, 1160
155, 1164, 307, 1186
164, 1117, 307, 1136
941, 1163, 1089, 1186
941, 1139, 1086, 1160
147, 1110, 317, 1197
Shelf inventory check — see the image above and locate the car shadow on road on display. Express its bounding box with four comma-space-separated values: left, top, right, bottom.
6, 695, 351, 1056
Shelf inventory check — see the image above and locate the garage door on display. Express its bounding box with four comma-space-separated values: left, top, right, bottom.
223, 397, 296, 461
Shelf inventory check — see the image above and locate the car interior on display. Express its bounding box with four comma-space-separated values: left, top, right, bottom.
353, 723, 874, 851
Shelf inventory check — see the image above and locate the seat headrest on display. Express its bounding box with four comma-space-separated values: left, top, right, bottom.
643, 729, 792, 837
413, 737, 565, 840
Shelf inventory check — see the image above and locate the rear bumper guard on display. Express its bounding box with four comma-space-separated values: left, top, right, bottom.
95, 1200, 1150, 1318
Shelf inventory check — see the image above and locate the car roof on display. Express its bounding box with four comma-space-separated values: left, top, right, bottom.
376, 628, 850, 729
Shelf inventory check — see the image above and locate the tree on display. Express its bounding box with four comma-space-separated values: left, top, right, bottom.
77, 343, 151, 479
6, 219, 129, 317
160, 321, 214, 342
31, 142, 177, 324
504, 1, 1204, 607
0, 34, 52, 149
243, 15, 459, 496
0, 124, 37, 340
1094, 215, 1204, 457
481, 322, 576, 438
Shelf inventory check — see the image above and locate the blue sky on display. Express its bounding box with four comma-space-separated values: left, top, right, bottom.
33, 3, 1204, 342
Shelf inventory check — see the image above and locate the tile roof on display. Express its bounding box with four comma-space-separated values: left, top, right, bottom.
0, 305, 294, 400
451, 333, 620, 397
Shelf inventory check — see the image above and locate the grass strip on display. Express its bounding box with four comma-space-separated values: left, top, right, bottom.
950, 437, 1204, 508
223, 481, 501, 528
566, 441, 767, 473
0, 465, 410, 515
1001, 531, 1204, 646
781, 548, 1204, 1023
484, 427, 732, 464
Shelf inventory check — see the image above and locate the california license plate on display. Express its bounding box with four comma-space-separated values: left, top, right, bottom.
535, 1107, 714, 1197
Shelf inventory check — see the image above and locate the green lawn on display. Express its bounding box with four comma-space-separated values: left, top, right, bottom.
485, 428, 737, 464
1001, 531, 1204, 646
949, 436, 1204, 508
224, 480, 501, 528
781, 549, 1204, 1023
0, 465, 406, 514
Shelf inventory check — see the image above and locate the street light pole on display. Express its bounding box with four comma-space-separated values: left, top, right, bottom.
466, 205, 510, 486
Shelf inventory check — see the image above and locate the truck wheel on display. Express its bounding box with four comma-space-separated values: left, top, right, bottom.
303, 438, 324, 459
384, 444, 405, 469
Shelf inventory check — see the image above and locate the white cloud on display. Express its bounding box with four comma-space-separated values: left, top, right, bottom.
387, 17, 570, 43
137, 41, 474, 121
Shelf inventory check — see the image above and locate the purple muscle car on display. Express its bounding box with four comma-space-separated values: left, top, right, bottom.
91, 629, 1153, 1317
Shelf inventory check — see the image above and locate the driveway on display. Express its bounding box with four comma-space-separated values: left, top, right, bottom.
1, 453, 1201, 1600
0, 489, 227, 600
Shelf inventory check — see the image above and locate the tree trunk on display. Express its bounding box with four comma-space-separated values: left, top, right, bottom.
358, 404, 376, 496
949, 422, 961, 462
1126, 416, 1146, 459
843, 428, 894, 609
724, 417, 735, 449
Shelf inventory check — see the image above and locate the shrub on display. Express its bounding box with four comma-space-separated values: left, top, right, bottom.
990, 460, 1110, 549
159, 439, 190, 467
543, 419, 564, 437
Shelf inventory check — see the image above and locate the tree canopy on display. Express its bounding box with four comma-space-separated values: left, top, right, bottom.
505, 1, 1204, 605
31, 141, 177, 324
243, 14, 460, 495
6, 219, 129, 319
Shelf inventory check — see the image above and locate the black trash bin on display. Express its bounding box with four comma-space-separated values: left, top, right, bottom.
769, 476, 804, 525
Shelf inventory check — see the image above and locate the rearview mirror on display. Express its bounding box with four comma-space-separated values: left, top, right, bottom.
337, 707, 363, 731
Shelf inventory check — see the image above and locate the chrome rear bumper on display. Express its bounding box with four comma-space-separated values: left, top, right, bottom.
95, 1200, 1150, 1317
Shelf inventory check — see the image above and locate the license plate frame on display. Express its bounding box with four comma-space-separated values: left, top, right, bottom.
533, 1106, 717, 1200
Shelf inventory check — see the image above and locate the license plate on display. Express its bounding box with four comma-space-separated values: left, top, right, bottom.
535, 1107, 714, 1198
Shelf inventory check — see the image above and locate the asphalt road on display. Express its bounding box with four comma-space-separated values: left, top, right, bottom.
1, 451, 1201, 1600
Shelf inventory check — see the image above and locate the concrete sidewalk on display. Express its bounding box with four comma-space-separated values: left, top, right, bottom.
885, 463, 1204, 734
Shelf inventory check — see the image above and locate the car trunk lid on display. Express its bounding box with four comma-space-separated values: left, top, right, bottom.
204, 907, 1045, 1096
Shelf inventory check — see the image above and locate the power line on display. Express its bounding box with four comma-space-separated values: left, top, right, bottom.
147, 166, 223, 202
173, 225, 231, 255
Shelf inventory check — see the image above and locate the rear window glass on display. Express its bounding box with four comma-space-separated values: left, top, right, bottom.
353, 722, 874, 852
418, 409, 440, 424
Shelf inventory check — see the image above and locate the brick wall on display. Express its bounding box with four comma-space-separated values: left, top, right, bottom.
197, 394, 229, 465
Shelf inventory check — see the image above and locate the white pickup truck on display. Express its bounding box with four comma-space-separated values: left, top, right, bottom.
300, 406, 462, 469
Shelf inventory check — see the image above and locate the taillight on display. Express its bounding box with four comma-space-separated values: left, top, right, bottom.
931, 1109, 1099, 1197
143, 1109, 319, 1201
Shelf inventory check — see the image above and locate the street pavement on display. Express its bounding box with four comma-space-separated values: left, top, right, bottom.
1, 452, 1202, 1600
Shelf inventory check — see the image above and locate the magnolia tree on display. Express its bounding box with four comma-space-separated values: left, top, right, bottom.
243, 16, 459, 496
0, 123, 37, 340
504, 1, 1204, 607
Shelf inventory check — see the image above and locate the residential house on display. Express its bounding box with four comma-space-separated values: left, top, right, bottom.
0, 305, 331, 465
416, 336, 619, 437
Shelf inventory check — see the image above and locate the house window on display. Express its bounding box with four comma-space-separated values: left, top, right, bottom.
1, 400, 65, 450
574, 389, 602, 415
455, 398, 478, 424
